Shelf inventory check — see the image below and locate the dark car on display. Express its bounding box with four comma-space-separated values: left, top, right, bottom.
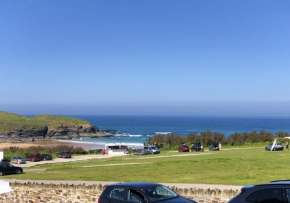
191, 142, 204, 152
265, 143, 284, 151
57, 151, 72, 158
133, 149, 153, 155
178, 144, 190, 152
0, 163, 23, 176
209, 143, 220, 151
26, 153, 42, 162
41, 154, 53, 161
98, 182, 197, 203
228, 180, 290, 203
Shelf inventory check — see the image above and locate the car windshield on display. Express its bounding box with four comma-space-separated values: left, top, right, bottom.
151, 147, 157, 150
142, 186, 178, 201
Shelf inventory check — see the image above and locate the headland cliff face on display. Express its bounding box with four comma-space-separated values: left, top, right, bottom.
0, 111, 103, 142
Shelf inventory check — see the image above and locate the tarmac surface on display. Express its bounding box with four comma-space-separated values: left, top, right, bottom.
11, 154, 125, 168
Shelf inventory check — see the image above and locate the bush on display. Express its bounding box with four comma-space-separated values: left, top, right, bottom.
2, 145, 89, 161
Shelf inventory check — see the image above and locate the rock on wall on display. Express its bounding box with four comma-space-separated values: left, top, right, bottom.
0, 182, 240, 203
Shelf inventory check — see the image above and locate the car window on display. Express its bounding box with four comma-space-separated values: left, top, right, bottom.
245, 190, 260, 202
142, 186, 177, 201
109, 187, 125, 200
257, 188, 283, 203
285, 189, 290, 203
127, 189, 145, 202
144, 147, 148, 149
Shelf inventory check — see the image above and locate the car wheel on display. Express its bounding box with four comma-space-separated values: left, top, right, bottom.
16, 170, 21, 175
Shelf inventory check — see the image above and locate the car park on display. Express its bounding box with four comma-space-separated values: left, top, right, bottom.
191, 142, 204, 152
41, 154, 53, 160
144, 145, 160, 154
209, 143, 220, 151
98, 182, 197, 203
26, 153, 42, 162
57, 151, 72, 158
265, 143, 284, 151
228, 180, 290, 203
10, 156, 26, 164
0, 163, 23, 176
178, 144, 189, 152
133, 148, 153, 155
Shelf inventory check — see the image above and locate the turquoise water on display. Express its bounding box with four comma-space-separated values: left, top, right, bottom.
70, 116, 290, 144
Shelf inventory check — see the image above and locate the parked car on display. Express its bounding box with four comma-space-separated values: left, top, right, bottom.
57, 151, 72, 158
144, 145, 160, 154
228, 180, 290, 203
133, 148, 153, 155
178, 144, 189, 152
0, 163, 23, 176
209, 143, 220, 151
98, 182, 197, 203
26, 153, 42, 162
41, 154, 53, 161
265, 143, 284, 151
191, 142, 204, 152
10, 156, 26, 164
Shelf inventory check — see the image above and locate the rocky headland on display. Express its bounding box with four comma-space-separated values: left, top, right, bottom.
0, 111, 105, 142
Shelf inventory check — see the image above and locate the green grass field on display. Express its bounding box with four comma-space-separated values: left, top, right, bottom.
2, 147, 290, 186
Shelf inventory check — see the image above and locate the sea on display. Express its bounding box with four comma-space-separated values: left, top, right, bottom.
65, 116, 290, 145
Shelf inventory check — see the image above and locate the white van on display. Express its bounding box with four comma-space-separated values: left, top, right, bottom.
144, 145, 160, 154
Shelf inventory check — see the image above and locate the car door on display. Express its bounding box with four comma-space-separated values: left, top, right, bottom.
7, 164, 17, 174
2, 164, 13, 175
126, 188, 148, 203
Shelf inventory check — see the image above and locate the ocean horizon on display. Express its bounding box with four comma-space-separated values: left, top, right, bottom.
46, 115, 290, 144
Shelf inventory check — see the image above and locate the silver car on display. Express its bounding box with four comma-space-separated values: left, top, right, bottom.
10, 156, 26, 164
144, 145, 160, 154
265, 143, 284, 151
133, 148, 153, 155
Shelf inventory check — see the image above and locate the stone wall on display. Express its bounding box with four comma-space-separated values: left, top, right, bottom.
0, 182, 240, 203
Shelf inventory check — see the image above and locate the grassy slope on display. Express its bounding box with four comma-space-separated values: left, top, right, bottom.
2, 147, 289, 186
0, 111, 89, 132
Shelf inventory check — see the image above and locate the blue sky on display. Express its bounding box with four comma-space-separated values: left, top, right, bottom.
1, 0, 290, 116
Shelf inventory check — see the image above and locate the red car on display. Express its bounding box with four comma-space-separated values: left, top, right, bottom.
178, 144, 189, 152
26, 153, 42, 162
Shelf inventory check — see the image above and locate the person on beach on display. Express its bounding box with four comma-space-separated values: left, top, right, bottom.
286, 141, 289, 150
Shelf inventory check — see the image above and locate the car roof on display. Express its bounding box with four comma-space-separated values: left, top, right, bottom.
108, 182, 163, 189
244, 180, 290, 188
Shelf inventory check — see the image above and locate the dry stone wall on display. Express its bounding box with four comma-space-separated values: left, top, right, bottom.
0, 182, 240, 203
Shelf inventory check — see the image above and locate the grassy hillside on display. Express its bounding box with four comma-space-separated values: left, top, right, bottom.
0, 111, 90, 132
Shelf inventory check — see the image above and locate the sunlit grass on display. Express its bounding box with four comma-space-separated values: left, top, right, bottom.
3, 147, 289, 186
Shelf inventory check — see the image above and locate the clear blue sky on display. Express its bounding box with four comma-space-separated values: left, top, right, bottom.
1, 0, 290, 116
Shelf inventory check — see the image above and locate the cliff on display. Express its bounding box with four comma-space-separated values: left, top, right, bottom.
0, 111, 103, 142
